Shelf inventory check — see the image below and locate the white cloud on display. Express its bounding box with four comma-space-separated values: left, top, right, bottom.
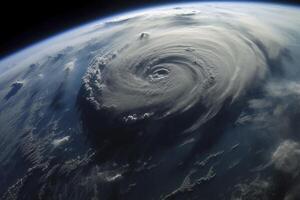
272, 140, 300, 176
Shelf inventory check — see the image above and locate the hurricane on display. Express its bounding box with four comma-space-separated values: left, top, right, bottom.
80, 19, 277, 137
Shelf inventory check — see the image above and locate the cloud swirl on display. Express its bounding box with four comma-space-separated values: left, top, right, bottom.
81, 21, 273, 134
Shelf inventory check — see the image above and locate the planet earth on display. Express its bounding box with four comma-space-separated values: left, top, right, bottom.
1, 2, 300, 200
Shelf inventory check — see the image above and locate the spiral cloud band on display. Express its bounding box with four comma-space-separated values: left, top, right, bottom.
81, 12, 277, 133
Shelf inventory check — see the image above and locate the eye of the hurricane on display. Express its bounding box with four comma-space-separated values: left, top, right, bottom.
148, 66, 170, 81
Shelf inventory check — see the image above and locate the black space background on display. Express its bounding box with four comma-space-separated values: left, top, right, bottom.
0, 0, 300, 59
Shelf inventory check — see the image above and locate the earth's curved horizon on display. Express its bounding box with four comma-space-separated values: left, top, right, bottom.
2, 1, 300, 62
1, 2, 300, 200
